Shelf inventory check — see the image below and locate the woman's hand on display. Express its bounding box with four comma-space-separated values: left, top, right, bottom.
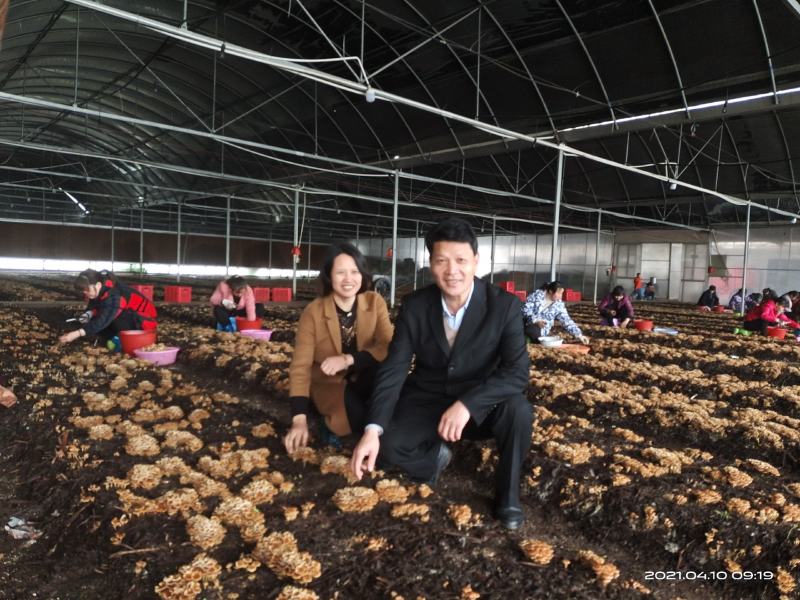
58, 329, 83, 344
320, 354, 353, 376
620, 318, 631, 328
608, 309, 617, 316
535, 320, 547, 328
284, 415, 309, 453
578, 335, 590, 345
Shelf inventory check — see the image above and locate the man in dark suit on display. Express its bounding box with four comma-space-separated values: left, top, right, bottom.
350, 217, 532, 529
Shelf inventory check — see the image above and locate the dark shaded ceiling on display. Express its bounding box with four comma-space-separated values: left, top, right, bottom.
1, 0, 800, 242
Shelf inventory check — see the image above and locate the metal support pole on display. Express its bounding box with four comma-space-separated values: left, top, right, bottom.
593, 210, 602, 304
742, 201, 751, 303
355, 223, 360, 245
490, 217, 496, 283
307, 226, 312, 275
390, 171, 399, 308
176, 199, 182, 282
225, 196, 231, 277
139, 205, 143, 276
413, 220, 419, 291
550, 149, 565, 281
293, 189, 299, 296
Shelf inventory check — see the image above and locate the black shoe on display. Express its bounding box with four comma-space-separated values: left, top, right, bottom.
426, 442, 452, 486
494, 505, 524, 530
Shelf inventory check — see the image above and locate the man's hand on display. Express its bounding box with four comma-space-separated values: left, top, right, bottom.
320, 354, 351, 376
77, 310, 93, 325
283, 415, 309, 454
579, 335, 590, 345
58, 330, 83, 344
350, 429, 380, 480
437, 400, 471, 442
0, 385, 17, 408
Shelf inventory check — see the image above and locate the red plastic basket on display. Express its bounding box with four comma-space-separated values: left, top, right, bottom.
514, 290, 527, 301
164, 286, 192, 303
633, 319, 654, 332
130, 284, 154, 301
498, 281, 515, 293
120, 329, 158, 356
272, 287, 292, 302
252, 287, 271, 303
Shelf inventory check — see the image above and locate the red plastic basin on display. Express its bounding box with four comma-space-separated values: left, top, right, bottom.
236, 317, 263, 331
712, 306, 725, 313
767, 327, 787, 339
633, 319, 654, 332
119, 329, 158, 356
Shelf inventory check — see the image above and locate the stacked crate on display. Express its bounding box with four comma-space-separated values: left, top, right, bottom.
164, 286, 192, 303
252, 287, 271, 303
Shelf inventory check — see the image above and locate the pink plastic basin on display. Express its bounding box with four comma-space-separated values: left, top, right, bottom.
133, 346, 180, 366
240, 329, 273, 341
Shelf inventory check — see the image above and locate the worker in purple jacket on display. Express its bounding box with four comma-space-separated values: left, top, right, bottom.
598, 285, 634, 328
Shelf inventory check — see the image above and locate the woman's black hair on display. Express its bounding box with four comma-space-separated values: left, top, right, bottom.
611, 285, 625, 297
749, 292, 762, 303
424, 217, 478, 255
75, 269, 116, 291
540, 280, 564, 294
708, 285, 716, 291
762, 288, 778, 302
319, 242, 371, 296
225, 275, 247, 292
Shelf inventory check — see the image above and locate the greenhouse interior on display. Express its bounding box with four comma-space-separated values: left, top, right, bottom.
3, 0, 800, 598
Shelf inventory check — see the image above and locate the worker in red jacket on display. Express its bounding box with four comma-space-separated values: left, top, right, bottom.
743, 289, 800, 335
59, 269, 157, 344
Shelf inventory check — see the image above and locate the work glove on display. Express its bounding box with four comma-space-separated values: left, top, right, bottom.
78, 310, 93, 325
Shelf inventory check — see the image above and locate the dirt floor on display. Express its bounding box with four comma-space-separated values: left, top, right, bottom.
1, 274, 799, 599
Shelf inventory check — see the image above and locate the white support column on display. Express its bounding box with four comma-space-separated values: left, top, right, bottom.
550, 149, 565, 281
176, 199, 182, 282
110, 209, 115, 271
268, 229, 273, 278
139, 205, 144, 275
742, 201, 751, 302
413, 220, 419, 291
490, 217, 496, 283
292, 189, 299, 296
390, 171, 399, 308
225, 196, 231, 277
593, 210, 602, 304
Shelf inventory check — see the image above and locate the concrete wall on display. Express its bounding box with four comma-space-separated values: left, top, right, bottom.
0, 221, 327, 269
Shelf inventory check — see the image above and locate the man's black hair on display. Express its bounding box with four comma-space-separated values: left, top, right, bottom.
424, 217, 478, 255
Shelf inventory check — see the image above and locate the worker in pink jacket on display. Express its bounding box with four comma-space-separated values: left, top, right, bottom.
210, 276, 264, 330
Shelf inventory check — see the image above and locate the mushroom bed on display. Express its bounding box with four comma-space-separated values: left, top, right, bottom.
1, 276, 800, 599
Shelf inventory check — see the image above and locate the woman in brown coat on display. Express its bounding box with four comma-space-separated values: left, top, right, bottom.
284, 242, 393, 453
